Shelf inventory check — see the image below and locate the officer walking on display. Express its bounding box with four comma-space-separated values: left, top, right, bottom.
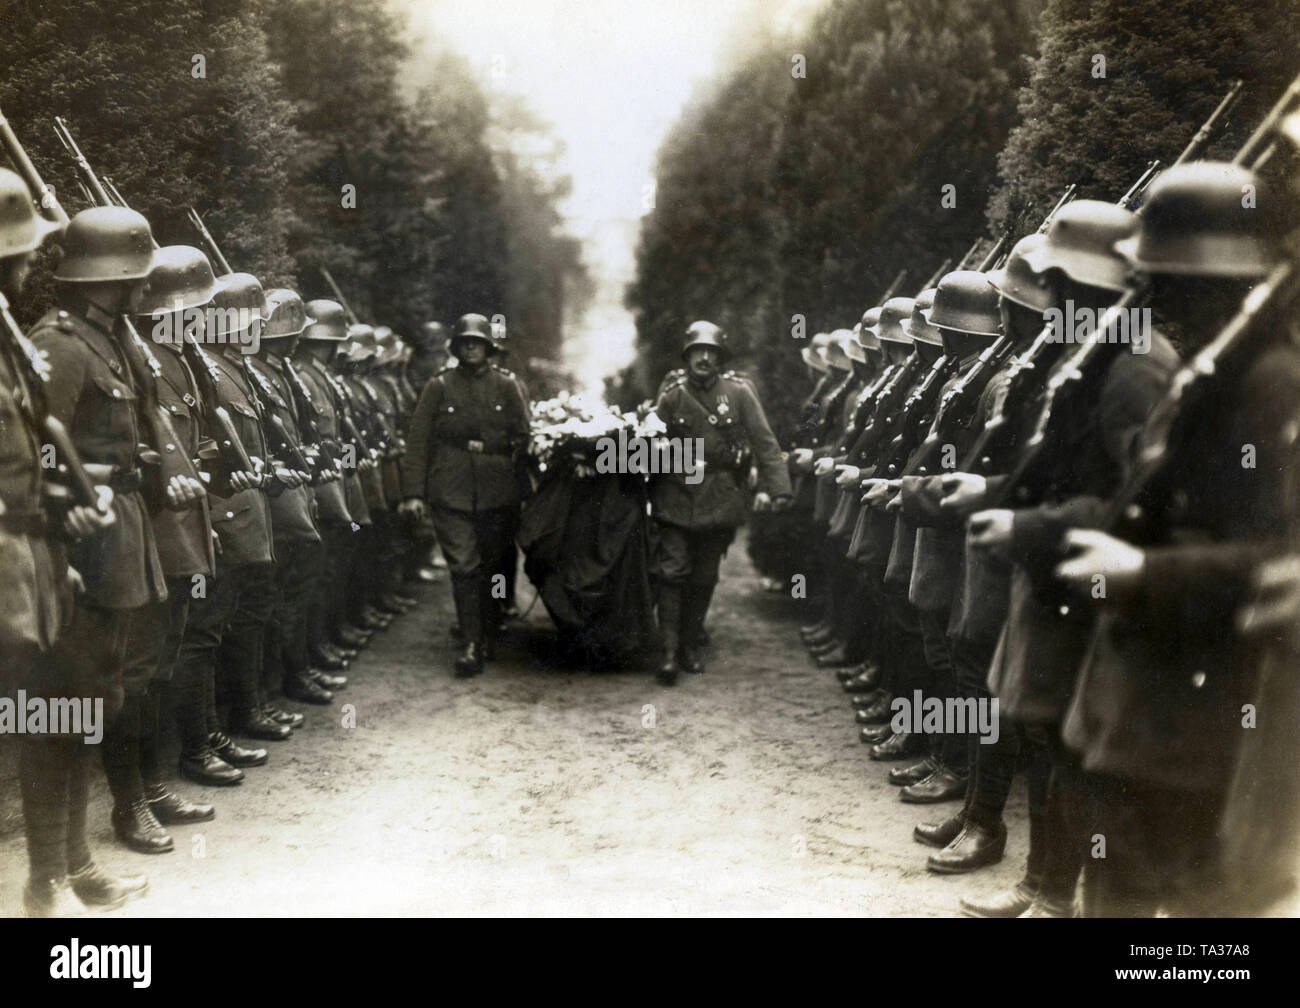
399, 313, 530, 677
651, 321, 792, 685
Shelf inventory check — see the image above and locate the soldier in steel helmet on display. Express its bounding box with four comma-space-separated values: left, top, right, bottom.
399, 313, 531, 677
650, 320, 792, 685
1043, 163, 1300, 915
23, 205, 184, 915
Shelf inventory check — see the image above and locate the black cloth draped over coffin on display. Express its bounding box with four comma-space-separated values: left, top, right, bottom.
518, 468, 657, 665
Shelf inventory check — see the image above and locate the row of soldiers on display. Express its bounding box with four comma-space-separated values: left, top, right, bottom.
784, 93, 1300, 915
0, 128, 510, 913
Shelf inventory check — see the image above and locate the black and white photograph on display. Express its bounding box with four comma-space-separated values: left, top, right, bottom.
0, 0, 1298, 939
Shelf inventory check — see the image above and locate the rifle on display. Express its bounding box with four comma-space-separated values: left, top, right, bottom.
1035, 185, 1077, 236
843, 354, 924, 468
320, 267, 360, 325
50, 117, 205, 510
877, 354, 959, 477
0, 290, 103, 517
324, 369, 379, 468
0, 104, 69, 229
1182, 78, 1245, 166
1118, 160, 1161, 209
879, 269, 908, 303
185, 207, 234, 276
282, 357, 343, 478
920, 258, 952, 292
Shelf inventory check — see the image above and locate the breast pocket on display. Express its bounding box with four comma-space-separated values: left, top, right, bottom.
88, 374, 138, 459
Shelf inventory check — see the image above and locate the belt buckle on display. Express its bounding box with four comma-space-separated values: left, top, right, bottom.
467, 439, 484, 454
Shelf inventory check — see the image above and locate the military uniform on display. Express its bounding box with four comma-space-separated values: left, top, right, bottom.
401, 355, 530, 658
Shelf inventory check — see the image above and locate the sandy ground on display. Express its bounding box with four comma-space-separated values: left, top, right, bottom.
7, 530, 1252, 917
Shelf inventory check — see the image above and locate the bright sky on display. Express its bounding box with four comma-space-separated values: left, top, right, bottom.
400, 0, 820, 390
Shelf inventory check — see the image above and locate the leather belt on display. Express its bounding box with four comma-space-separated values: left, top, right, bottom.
109, 467, 143, 493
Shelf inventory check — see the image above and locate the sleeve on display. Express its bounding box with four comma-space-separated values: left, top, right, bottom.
29, 327, 85, 429
739, 384, 792, 498
399, 376, 440, 499
898, 474, 957, 528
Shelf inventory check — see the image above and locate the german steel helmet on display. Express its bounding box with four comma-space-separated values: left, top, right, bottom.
53, 206, 155, 282
1114, 163, 1281, 278
902, 288, 942, 345
136, 245, 220, 316
420, 321, 448, 348
856, 308, 882, 352
0, 167, 61, 257
923, 271, 1001, 336
340, 323, 378, 364
988, 234, 1056, 309
875, 297, 916, 345
824, 328, 853, 370
801, 331, 831, 371
264, 288, 313, 339
211, 272, 268, 338
682, 319, 729, 361
1022, 200, 1137, 292
374, 325, 403, 364
302, 299, 349, 342
455, 313, 493, 345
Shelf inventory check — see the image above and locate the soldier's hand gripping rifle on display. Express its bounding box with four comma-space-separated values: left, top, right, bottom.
878, 353, 959, 477
51, 117, 205, 511
283, 358, 343, 481
324, 370, 379, 470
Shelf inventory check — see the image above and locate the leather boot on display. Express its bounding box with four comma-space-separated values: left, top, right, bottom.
1021, 896, 1074, 918
179, 749, 245, 787
232, 708, 293, 741
960, 880, 1038, 918
23, 877, 88, 918
926, 820, 1007, 874
838, 660, 879, 685
844, 671, 883, 694
657, 584, 682, 686
454, 641, 484, 678
333, 624, 371, 649
309, 645, 349, 671
900, 763, 969, 804
810, 635, 846, 658
263, 704, 304, 729
283, 673, 333, 705
678, 593, 707, 674
815, 643, 858, 668
913, 808, 967, 849
888, 756, 935, 787
859, 723, 892, 745
855, 690, 894, 723
68, 861, 149, 909
310, 668, 348, 691
799, 620, 832, 642
112, 798, 175, 854
211, 731, 268, 768
870, 730, 924, 761
146, 782, 214, 824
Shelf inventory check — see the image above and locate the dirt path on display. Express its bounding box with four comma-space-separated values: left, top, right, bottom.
3, 534, 1045, 917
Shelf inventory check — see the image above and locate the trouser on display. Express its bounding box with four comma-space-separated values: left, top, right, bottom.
264, 538, 321, 692
654, 523, 736, 649
223, 562, 274, 715
431, 505, 516, 644
176, 562, 265, 736
102, 585, 191, 806
880, 588, 927, 701
917, 609, 965, 771
1079, 772, 1223, 917
311, 523, 353, 654
21, 603, 129, 880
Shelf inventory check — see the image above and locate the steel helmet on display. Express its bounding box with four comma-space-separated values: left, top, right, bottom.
923, 271, 1001, 336
302, 299, 349, 342
682, 319, 729, 361
211, 272, 268, 338
454, 313, 493, 347
856, 308, 882, 352
53, 206, 154, 282
136, 245, 220, 316
420, 321, 448, 349
1020, 200, 1137, 293
902, 288, 942, 345
0, 167, 62, 258
988, 234, 1057, 309
340, 323, 378, 364
264, 288, 313, 339
874, 297, 916, 346
1113, 162, 1282, 278
374, 325, 403, 365
801, 331, 831, 372
824, 329, 854, 371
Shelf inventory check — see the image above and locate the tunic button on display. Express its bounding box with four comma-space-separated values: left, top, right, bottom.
112, 388, 121, 398
226, 511, 234, 519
